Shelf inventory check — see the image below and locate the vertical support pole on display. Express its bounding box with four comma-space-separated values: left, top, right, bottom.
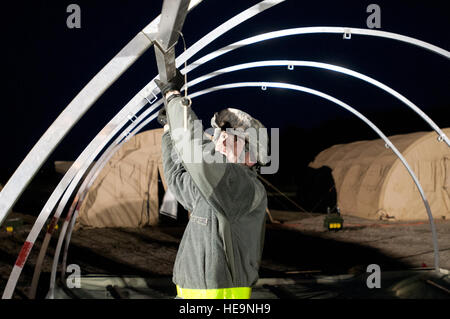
153, 0, 191, 82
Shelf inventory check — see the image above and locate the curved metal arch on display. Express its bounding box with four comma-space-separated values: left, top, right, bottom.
54, 81, 441, 295
182, 28, 449, 146
56, 112, 163, 285
191, 82, 441, 271
187, 60, 448, 146
9, 22, 449, 299
1, 0, 284, 299
0, 0, 205, 226
26, 100, 163, 299
185, 28, 450, 79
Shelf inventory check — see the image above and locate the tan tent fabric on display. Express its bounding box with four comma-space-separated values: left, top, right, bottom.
54, 161, 75, 175
310, 128, 450, 221
75, 129, 167, 229
54, 161, 97, 176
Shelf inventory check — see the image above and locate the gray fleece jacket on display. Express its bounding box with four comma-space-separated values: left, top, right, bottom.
161, 96, 267, 289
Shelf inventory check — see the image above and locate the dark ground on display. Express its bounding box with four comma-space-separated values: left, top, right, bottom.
1, 210, 448, 299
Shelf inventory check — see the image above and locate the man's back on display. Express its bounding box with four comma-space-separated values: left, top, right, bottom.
162, 132, 267, 291
160, 95, 267, 297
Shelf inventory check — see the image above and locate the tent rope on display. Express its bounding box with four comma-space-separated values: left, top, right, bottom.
257, 174, 310, 215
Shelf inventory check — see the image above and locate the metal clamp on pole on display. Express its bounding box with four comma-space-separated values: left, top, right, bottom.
127, 114, 138, 123
144, 90, 158, 105
343, 29, 352, 40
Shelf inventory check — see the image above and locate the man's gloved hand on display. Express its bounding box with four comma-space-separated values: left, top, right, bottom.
154, 69, 185, 97
157, 107, 167, 126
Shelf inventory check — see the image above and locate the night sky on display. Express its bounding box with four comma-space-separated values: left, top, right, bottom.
1, 1, 449, 191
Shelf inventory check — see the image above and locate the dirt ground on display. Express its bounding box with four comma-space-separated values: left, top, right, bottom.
0, 210, 449, 299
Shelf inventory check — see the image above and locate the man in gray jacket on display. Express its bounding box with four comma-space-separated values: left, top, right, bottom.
155, 71, 268, 299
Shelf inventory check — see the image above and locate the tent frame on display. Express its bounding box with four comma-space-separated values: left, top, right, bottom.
1, 0, 448, 298
38, 57, 449, 298
1, 0, 283, 299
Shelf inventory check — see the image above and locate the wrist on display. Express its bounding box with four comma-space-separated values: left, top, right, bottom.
163, 124, 170, 132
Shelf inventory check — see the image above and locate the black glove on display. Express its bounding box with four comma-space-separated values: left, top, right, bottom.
157, 107, 167, 126
154, 69, 185, 97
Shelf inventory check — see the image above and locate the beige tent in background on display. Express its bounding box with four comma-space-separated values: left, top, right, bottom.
310, 128, 450, 221
74, 129, 167, 229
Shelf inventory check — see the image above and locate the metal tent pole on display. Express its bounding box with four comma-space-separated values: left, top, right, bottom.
1, 0, 284, 299
6, 4, 449, 299
152, 0, 191, 83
